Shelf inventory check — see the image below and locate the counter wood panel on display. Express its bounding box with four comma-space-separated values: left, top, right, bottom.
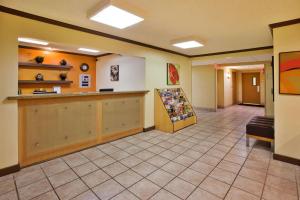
16, 91, 147, 166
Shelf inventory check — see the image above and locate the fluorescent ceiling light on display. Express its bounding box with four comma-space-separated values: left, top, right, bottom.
90, 5, 144, 29
173, 40, 204, 49
18, 37, 48, 45
78, 48, 99, 53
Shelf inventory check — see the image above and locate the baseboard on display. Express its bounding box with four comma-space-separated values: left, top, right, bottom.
0, 164, 20, 177
239, 103, 265, 107
273, 154, 300, 166
143, 126, 155, 132
193, 107, 217, 112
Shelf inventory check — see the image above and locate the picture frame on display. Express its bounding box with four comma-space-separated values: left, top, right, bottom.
110, 65, 119, 81
167, 63, 180, 85
279, 51, 300, 95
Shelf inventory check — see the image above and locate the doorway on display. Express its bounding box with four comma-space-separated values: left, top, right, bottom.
242, 72, 261, 104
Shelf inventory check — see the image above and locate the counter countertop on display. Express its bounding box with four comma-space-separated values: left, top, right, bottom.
7, 90, 149, 100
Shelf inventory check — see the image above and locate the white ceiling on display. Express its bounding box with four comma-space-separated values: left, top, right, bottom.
1, 0, 300, 56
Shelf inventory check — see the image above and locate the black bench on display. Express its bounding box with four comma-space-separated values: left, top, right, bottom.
246, 116, 274, 149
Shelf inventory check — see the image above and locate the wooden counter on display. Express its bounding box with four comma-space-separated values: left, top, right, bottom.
9, 91, 148, 166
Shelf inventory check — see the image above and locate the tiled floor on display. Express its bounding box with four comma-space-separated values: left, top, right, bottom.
1, 105, 299, 200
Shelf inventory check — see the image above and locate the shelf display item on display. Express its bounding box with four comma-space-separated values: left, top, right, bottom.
155, 88, 196, 133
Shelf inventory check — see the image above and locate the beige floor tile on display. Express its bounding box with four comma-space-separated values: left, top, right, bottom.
199, 177, 230, 198
42, 161, 70, 177
146, 169, 175, 187
15, 168, 45, 188
93, 179, 124, 200
111, 190, 139, 200
120, 155, 143, 168
110, 151, 130, 161
147, 155, 169, 167
124, 146, 143, 154
206, 149, 227, 159
146, 145, 165, 154
32, 191, 59, 200
0, 190, 18, 200
183, 149, 203, 160
209, 167, 237, 184
217, 160, 242, 174
55, 179, 88, 200
233, 176, 264, 197
178, 168, 206, 186
225, 187, 259, 200
80, 148, 105, 161
18, 178, 52, 200
265, 175, 298, 196
93, 155, 116, 168
170, 145, 188, 154
150, 189, 181, 200
164, 177, 196, 199
73, 162, 98, 177
199, 155, 221, 166
129, 179, 160, 200
0, 179, 15, 196
187, 188, 222, 200
224, 154, 246, 165
173, 155, 195, 167
190, 161, 215, 175
160, 150, 180, 160
114, 170, 143, 188
262, 185, 298, 200
63, 153, 89, 168
100, 145, 120, 154
158, 141, 175, 149
239, 167, 266, 183
72, 190, 99, 200
243, 159, 269, 172
132, 162, 158, 177
81, 169, 110, 188
49, 169, 78, 188
161, 161, 186, 176
102, 162, 128, 177
135, 150, 155, 161
268, 165, 296, 182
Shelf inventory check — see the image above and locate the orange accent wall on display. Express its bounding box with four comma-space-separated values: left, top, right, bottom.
18, 48, 96, 94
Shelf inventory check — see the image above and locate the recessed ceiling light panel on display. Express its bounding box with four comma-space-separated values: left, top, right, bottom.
78, 48, 100, 53
90, 4, 143, 29
173, 40, 204, 49
18, 37, 48, 45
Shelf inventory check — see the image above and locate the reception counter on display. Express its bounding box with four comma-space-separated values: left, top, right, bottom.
8, 91, 148, 166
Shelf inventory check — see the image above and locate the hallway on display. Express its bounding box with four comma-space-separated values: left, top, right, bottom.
0, 106, 299, 200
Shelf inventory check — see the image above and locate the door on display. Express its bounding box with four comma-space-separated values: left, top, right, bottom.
242, 72, 260, 104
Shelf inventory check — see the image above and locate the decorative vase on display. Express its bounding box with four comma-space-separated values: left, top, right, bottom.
59, 73, 67, 81
35, 73, 44, 81
60, 59, 67, 66
35, 56, 44, 64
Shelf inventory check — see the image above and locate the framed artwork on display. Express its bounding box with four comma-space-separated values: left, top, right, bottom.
279, 51, 300, 94
110, 65, 119, 81
167, 63, 180, 85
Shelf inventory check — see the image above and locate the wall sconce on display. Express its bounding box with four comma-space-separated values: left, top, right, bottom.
227, 72, 231, 79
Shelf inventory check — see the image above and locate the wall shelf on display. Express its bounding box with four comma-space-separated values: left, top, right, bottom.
19, 62, 73, 70
18, 80, 73, 84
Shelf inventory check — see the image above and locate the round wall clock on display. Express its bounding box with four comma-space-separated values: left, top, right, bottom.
80, 63, 89, 72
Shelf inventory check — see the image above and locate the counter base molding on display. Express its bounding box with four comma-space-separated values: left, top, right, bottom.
17, 91, 147, 167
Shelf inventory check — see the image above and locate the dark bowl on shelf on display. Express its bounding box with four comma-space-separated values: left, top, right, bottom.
59, 73, 67, 81
35, 56, 44, 64
60, 59, 67, 66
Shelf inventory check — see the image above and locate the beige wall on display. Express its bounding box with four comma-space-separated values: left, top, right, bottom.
192, 65, 216, 110
273, 24, 300, 159
0, 13, 191, 169
223, 68, 233, 107
265, 63, 274, 117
